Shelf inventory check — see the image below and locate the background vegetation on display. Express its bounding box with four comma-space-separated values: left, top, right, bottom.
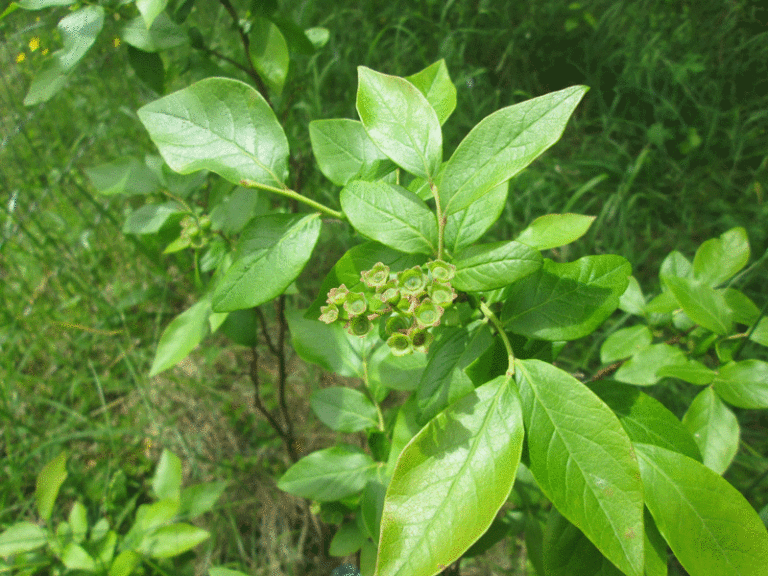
2, 0, 767, 574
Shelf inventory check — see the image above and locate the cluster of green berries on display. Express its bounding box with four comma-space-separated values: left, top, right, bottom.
319, 260, 457, 356
178, 214, 212, 249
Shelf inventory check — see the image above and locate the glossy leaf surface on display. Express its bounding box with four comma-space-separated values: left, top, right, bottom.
340, 181, 438, 255
377, 376, 524, 576
502, 256, 631, 341
692, 227, 749, 287
452, 240, 542, 292
438, 85, 588, 215
713, 359, 768, 408
310, 119, 390, 186
405, 59, 457, 125
150, 297, 212, 376
662, 276, 733, 335
682, 387, 739, 474
515, 213, 596, 251
444, 182, 508, 254
277, 445, 378, 501
212, 213, 321, 312
636, 443, 768, 576
357, 67, 442, 179
138, 78, 289, 187
515, 360, 644, 576
613, 344, 686, 386
311, 387, 379, 433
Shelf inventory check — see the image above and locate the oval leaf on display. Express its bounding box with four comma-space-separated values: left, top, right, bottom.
515, 213, 596, 251
515, 360, 644, 576
150, 297, 212, 377
439, 85, 588, 215
0, 522, 48, 556
152, 450, 182, 501
682, 387, 739, 474
311, 387, 379, 433
636, 443, 768, 576
444, 181, 508, 254
662, 276, 733, 335
340, 181, 437, 255
36, 451, 68, 522
600, 325, 652, 364
713, 359, 768, 409
212, 213, 321, 312
452, 240, 542, 292
376, 375, 524, 576
405, 59, 457, 126
137, 77, 289, 187
277, 445, 377, 501
693, 227, 750, 287
138, 523, 210, 558
613, 344, 687, 386
502, 255, 631, 341
356, 66, 442, 179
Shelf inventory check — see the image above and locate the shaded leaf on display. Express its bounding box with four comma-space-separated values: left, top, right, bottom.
713, 359, 768, 409
452, 240, 542, 292
310, 387, 379, 433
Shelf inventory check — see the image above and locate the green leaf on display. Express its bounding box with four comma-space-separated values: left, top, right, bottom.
515, 213, 596, 251
682, 387, 739, 474
178, 481, 227, 519
660, 250, 692, 279
209, 186, 268, 235
61, 543, 96, 571
309, 119, 391, 186
438, 85, 588, 215
152, 450, 182, 502
613, 344, 687, 386
444, 181, 508, 254
405, 59, 457, 125
249, 17, 289, 96
452, 240, 542, 292
589, 381, 701, 461
356, 66, 442, 179
108, 550, 141, 576
361, 477, 387, 543
123, 202, 183, 234
212, 213, 321, 312
368, 344, 427, 392
636, 443, 768, 576
23, 6, 105, 106
17, 0, 76, 8
618, 276, 645, 315
662, 276, 733, 335
310, 387, 379, 433
329, 521, 366, 557
693, 227, 750, 287
340, 181, 437, 255
138, 523, 209, 558
751, 317, 768, 347
69, 501, 88, 543
127, 46, 164, 93
138, 78, 289, 187
277, 445, 377, 501
502, 255, 631, 341
120, 12, 187, 52
377, 375, 524, 576
136, 0, 169, 30
286, 308, 379, 378
515, 360, 644, 576
416, 325, 494, 424
722, 288, 760, 325
600, 325, 652, 364
656, 359, 717, 385
0, 522, 47, 556
304, 26, 329, 49
209, 568, 252, 576
36, 451, 68, 522
149, 297, 212, 377
86, 157, 161, 196
713, 359, 768, 408
543, 509, 623, 576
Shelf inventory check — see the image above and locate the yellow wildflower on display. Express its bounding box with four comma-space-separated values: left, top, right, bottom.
113, 37, 120, 48
16, 52, 26, 63
29, 37, 40, 51
42, 48, 49, 56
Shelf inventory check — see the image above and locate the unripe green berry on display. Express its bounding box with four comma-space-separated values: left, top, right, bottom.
347, 315, 373, 337
426, 259, 456, 282
410, 329, 434, 353
398, 266, 427, 297
379, 281, 400, 306
414, 298, 443, 329
361, 262, 390, 289
385, 314, 411, 335
428, 281, 456, 307
343, 292, 368, 317
327, 284, 350, 307
387, 333, 413, 356
319, 304, 339, 324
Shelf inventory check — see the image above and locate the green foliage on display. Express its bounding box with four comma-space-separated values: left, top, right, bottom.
0, 451, 227, 575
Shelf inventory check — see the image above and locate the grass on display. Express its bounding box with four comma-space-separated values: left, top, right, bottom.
2, 0, 768, 575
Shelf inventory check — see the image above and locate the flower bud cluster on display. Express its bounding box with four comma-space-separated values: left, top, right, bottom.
178, 214, 213, 250
319, 260, 457, 355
